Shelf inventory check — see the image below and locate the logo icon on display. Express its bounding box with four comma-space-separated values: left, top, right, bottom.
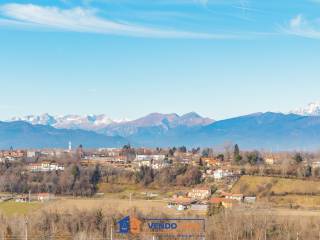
117, 216, 142, 234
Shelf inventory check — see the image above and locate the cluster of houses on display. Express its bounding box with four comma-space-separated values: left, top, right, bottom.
28, 161, 65, 172
81, 148, 239, 176
0, 149, 26, 162
15, 193, 55, 203
1, 193, 55, 203
168, 187, 256, 211
1, 147, 243, 184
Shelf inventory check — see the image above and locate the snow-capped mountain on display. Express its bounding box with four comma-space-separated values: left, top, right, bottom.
11, 113, 57, 125
9, 114, 123, 131
99, 112, 215, 137
291, 101, 320, 116
8, 112, 214, 134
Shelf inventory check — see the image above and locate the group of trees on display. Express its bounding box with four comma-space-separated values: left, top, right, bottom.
0, 160, 204, 196
134, 164, 202, 187
0, 162, 101, 196
103, 163, 202, 187
233, 144, 264, 165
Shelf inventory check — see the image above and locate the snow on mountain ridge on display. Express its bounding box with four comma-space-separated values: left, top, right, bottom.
291, 101, 320, 116
7, 113, 213, 132
8, 114, 117, 130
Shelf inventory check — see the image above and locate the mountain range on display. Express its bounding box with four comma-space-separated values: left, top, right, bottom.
3, 102, 320, 150
10, 114, 129, 131
0, 121, 127, 149
2, 112, 214, 149
9, 112, 213, 133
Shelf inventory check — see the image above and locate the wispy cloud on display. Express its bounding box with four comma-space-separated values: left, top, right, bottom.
282, 14, 320, 39
0, 3, 238, 39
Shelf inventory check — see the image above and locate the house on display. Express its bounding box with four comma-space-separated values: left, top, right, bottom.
312, 161, 320, 168
213, 169, 233, 180
202, 157, 221, 167
15, 195, 29, 203
37, 193, 55, 202
244, 196, 256, 204
188, 187, 212, 200
0, 150, 26, 159
28, 162, 64, 172
27, 150, 36, 158
134, 155, 168, 169
265, 158, 275, 165
135, 154, 166, 161
221, 192, 244, 202
169, 196, 197, 207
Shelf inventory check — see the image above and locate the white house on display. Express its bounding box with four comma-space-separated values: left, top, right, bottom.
135, 155, 168, 169
135, 155, 166, 161
188, 187, 212, 200
213, 169, 233, 180
29, 162, 64, 172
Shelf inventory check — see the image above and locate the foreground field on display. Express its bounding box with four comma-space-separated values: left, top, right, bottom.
0, 195, 194, 217
2, 176, 320, 217
46, 197, 181, 216
0, 201, 41, 216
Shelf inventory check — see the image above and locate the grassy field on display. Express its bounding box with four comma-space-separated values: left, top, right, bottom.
97, 182, 187, 199
0, 201, 42, 216
0, 197, 185, 217
2, 194, 320, 218
232, 176, 320, 195
45, 197, 179, 215
232, 176, 320, 208
268, 195, 320, 207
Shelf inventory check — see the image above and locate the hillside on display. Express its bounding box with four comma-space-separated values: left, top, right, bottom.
232, 176, 320, 208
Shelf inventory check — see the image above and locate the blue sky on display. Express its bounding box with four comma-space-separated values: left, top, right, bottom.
0, 0, 320, 120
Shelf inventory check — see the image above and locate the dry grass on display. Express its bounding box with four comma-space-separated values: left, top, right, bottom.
232, 176, 320, 208
97, 182, 189, 199
232, 176, 320, 195
269, 195, 320, 207
0, 201, 42, 216
43, 197, 191, 216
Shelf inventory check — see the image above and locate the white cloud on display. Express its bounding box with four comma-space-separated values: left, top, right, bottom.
0, 3, 237, 39
283, 14, 320, 39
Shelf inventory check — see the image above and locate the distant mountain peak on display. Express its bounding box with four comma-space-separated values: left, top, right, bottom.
7, 112, 214, 134
181, 112, 201, 118
291, 101, 320, 116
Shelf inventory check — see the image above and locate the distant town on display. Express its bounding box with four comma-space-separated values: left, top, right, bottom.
1, 142, 320, 214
